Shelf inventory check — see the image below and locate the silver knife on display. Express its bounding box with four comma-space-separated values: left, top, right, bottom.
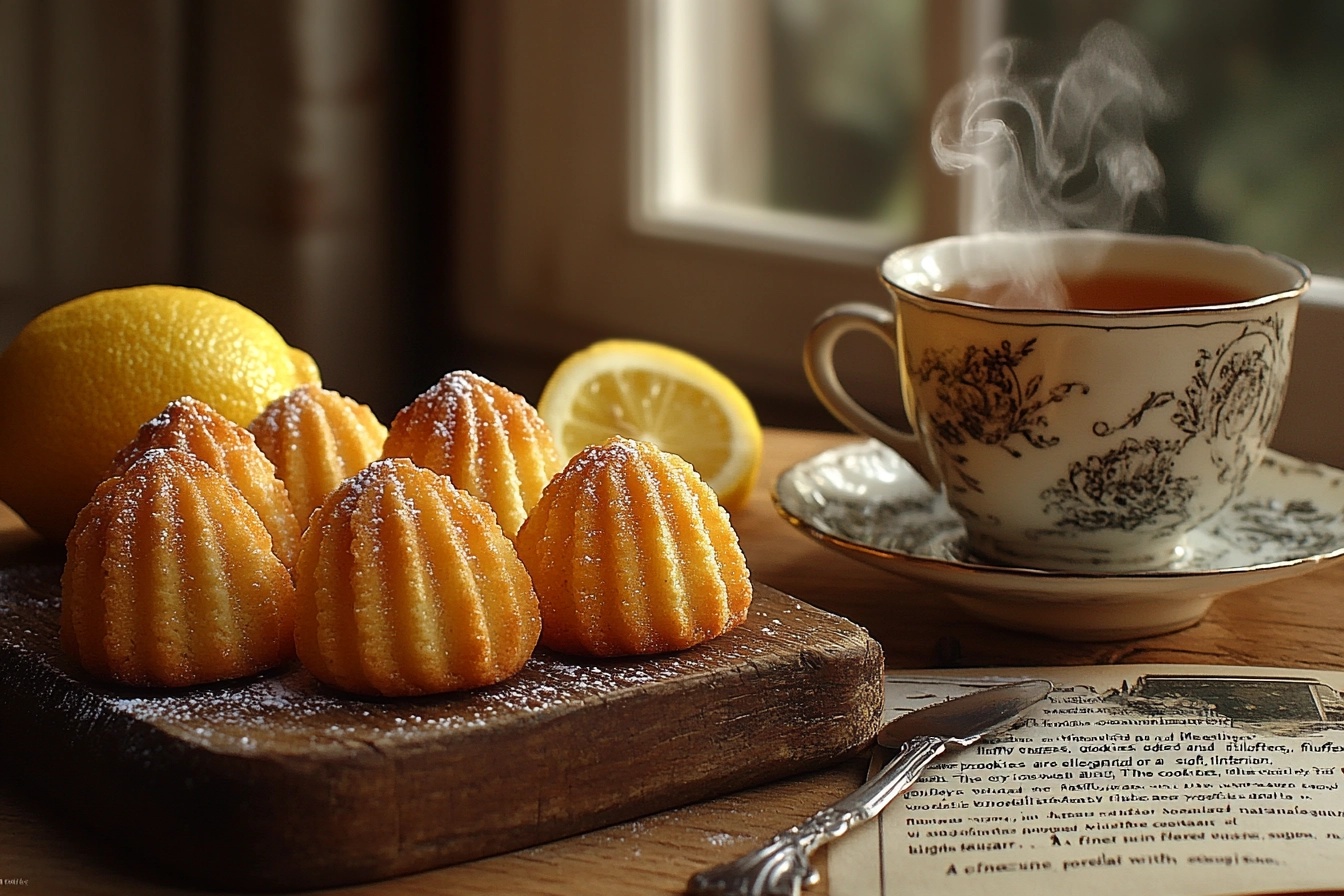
686, 678, 1053, 896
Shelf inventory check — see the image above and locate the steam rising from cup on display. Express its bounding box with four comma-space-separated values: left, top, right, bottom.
931, 21, 1175, 307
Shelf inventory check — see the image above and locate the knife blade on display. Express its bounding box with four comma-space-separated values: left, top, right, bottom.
877, 678, 1053, 749
686, 678, 1053, 896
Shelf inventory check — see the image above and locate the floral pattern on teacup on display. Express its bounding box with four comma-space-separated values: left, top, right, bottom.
1041, 437, 1193, 532
913, 313, 1290, 541
1041, 316, 1289, 534
1185, 317, 1288, 489
916, 338, 1086, 493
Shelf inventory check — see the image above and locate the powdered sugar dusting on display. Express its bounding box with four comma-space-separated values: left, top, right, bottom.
248, 383, 319, 441
1, 564, 882, 882
0, 565, 841, 763
72, 637, 780, 757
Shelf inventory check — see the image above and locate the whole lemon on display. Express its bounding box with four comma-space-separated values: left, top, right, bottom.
0, 285, 320, 542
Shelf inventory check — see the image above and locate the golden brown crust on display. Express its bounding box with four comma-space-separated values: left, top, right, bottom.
515, 436, 752, 657
294, 457, 542, 696
382, 371, 562, 539
109, 396, 300, 570
249, 384, 387, 525
60, 447, 297, 687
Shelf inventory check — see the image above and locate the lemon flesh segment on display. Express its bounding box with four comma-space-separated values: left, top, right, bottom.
540, 341, 762, 509
564, 370, 735, 476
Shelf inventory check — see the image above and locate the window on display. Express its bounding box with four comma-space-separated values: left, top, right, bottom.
634, 0, 942, 263
636, 0, 1344, 276
452, 0, 1344, 458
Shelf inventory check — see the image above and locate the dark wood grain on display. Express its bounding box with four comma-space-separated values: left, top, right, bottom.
0, 565, 883, 890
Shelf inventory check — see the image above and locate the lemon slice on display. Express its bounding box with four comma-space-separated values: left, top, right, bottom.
538, 339, 763, 509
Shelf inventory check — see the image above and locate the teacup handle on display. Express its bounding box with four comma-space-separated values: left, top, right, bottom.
803, 303, 941, 487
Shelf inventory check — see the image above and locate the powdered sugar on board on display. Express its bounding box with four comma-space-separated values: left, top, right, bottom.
0, 562, 831, 757
0, 560, 882, 889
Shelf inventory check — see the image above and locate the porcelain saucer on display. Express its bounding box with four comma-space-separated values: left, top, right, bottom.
773, 440, 1344, 641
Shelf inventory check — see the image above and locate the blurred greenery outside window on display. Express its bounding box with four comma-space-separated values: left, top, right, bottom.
645, 0, 1344, 276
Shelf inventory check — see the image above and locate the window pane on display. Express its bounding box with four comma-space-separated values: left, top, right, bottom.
638, 0, 935, 259
986, 0, 1344, 274
763, 0, 925, 228
648, 0, 1344, 276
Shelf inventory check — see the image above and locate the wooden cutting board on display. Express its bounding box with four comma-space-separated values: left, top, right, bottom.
0, 562, 883, 891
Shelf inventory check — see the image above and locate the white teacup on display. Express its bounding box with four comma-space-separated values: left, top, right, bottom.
804, 230, 1309, 572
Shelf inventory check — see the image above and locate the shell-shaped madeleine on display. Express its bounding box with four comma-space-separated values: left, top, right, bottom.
109, 396, 300, 570
61, 448, 297, 687
516, 436, 752, 657
294, 458, 541, 697
381, 371, 562, 539
249, 384, 388, 525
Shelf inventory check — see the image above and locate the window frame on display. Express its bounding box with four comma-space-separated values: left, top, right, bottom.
448, 0, 994, 414
447, 0, 1344, 469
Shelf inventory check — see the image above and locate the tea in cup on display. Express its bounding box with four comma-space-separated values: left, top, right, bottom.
804, 230, 1309, 572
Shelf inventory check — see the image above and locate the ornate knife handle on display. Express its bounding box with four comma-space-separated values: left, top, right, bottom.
686, 735, 947, 896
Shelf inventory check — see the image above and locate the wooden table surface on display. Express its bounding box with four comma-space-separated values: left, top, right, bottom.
3, 426, 1343, 895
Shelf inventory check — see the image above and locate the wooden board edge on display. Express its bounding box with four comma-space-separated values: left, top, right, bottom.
0, 582, 885, 890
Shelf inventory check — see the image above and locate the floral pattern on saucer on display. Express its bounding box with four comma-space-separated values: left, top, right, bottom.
773, 440, 1344, 641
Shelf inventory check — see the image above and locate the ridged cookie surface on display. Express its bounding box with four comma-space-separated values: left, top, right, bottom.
516, 436, 752, 657
109, 396, 299, 570
294, 458, 541, 696
382, 371, 561, 539
61, 447, 297, 687
249, 384, 387, 524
